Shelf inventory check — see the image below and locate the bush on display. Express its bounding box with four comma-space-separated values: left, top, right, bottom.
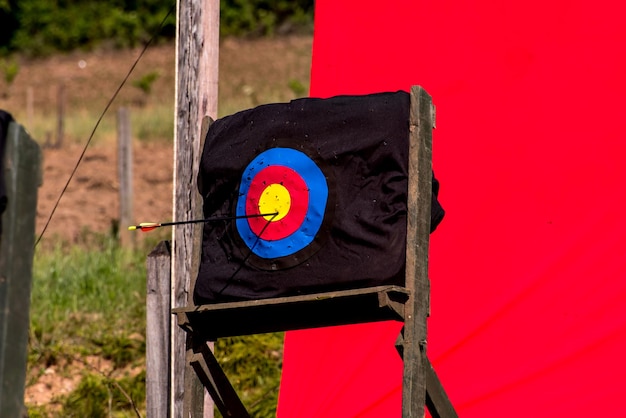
0, 0, 313, 56
221, 0, 314, 36
0, 57, 19, 84
4, 0, 176, 56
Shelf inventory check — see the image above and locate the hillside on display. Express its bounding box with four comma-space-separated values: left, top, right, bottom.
0, 35, 313, 244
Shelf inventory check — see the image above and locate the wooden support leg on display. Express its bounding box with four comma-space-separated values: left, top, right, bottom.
396, 329, 458, 418
188, 338, 250, 418
424, 356, 458, 418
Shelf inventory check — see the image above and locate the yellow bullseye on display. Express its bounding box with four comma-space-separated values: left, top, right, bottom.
259, 184, 291, 221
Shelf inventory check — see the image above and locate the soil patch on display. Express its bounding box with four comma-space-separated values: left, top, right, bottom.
36, 141, 173, 244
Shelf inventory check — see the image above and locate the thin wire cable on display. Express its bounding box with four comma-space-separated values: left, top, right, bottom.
217, 213, 279, 296
34, 4, 176, 248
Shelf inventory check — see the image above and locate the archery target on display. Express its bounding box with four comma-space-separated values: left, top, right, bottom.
235, 147, 330, 266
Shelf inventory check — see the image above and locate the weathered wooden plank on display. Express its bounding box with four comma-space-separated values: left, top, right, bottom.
174, 286, 408, 339
173, 1, 219, 417
117, 107, 134, 248
146, 241, 172, 418
395, 331, 458, 418
0, 121, 41, 417
402, 85, 434, 418
424, 356, 459, 418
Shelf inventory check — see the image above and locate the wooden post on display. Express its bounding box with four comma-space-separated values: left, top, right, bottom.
55, 82, 65, 148
147, 241, 172, 418
0, 121, 41, 417
402, 86, 434, 418
173, 1, 219, 417
117, 107, 134, 248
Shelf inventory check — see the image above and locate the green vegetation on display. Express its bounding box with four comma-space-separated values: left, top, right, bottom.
29, 231, 148, 416
215, 334, 283, 417
0, 0, 313, 57
0, 0, 177, 56
221, 0, 314, 36
132, 71, 160, 96
30, 232, 147, 350
15, 104, 175, 146
59, 371, 146, 418
29, 231, 284, 417
0, 57, 19, 85
288, 78, 307, 96
132, 104, 175, 142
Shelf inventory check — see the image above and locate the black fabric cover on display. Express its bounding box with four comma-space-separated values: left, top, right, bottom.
0, 110, 13, 238
194, 91, 444, 304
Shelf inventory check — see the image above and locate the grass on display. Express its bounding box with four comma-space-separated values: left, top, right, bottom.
28, 231, 149, 417
18, 101, 176, 147
29, 229, 284, 417
14, 73, 309, 147
214, 334, 284, 417
30, 232, 146, 337
132, 103, 175, 143
19, 77, 310, 146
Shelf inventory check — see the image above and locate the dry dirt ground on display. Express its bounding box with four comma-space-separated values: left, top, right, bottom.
36, 141, 173, 245
0, 35, 312, 245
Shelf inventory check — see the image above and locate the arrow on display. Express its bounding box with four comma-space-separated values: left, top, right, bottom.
128, 212, 279, 232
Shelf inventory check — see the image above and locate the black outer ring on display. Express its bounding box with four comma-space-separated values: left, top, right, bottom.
229, 138, 336, 271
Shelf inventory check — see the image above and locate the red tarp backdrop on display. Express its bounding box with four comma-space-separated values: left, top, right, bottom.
277, 0, 626, 417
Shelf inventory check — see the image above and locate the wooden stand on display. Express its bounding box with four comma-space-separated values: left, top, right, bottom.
173, 86, 457, 417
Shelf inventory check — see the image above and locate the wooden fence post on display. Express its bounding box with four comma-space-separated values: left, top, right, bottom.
0, 120, 41, 417
173, 0, 219, 417
117, 107, 134, 248
55, 82, 65, 148
146, 241, 172, 418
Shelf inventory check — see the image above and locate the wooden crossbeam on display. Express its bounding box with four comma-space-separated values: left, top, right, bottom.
174, 285, 409, 340
178, 289, 459, 418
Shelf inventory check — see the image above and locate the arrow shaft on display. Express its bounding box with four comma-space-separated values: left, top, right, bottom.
159, 212, 278, 227
129, 212, 278, 231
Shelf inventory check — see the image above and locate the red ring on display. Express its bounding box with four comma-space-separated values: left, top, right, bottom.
246, 165, 309, 240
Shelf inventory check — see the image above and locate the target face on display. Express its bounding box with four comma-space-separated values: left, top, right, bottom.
235, 146, 331, 268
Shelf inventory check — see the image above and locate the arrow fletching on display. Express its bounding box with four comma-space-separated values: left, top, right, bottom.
128, 222, 160, 232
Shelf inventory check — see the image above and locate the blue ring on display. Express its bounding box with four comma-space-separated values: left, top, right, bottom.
236, 147, 328, 259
